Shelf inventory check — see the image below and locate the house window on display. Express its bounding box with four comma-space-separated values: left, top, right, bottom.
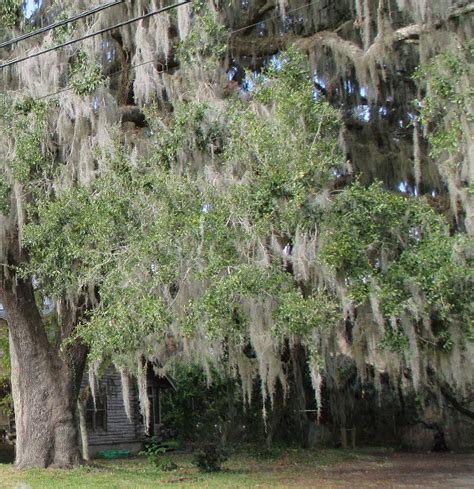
86, 388, 107, 431
145, 385, 161, 437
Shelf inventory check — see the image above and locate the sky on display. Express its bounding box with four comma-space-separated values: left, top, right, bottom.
23, 0, 42, 19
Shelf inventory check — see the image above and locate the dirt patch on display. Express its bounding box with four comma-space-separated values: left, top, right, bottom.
281, 452, 474, 488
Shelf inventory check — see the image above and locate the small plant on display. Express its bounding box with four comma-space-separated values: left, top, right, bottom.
69, 51, 108, 96
139, 440, 178, 471
156, 457, 178, 471
379, 330, 409, 353
0, 0, 21, 28
0, 173, 11, 214
176, 3, 228, 70
193, 443, 228, 472
50, 2, 76, 43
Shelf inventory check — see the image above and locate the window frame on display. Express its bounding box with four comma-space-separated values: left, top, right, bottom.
85, 385, 108, 432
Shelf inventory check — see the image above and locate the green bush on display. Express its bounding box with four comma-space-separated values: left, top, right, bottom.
161, 364, 237, 444
193, 443, 228, 472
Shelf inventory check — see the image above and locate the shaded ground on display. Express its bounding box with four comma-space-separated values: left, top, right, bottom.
0, 449, 472, 488
0, 444, 14, 464
285, 452, 474, 488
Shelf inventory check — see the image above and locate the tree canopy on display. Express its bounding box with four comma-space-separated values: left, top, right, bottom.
0, 0, 472, 466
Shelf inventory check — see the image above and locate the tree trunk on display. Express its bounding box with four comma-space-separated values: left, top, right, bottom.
2, 280, 86, 468
77, 388, 90, 462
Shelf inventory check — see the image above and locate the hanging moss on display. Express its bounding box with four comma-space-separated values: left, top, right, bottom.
1, 0, 472, 446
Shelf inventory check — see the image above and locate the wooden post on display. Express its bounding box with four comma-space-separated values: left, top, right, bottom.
340, 427, 348, 449
77, 387, 90, 461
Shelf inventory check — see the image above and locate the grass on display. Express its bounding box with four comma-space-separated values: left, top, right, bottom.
0, 448, 370, 489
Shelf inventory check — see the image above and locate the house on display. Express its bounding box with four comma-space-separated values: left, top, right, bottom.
0, 305, 176, 457
81, 364, 176, 457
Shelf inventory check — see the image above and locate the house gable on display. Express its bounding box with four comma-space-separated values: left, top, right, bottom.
81, 365, 175, 456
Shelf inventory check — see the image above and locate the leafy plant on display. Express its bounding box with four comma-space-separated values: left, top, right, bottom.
379, 329, 409, 353
161, 364, 236, 444
0, 324, 12, 417
413, 45, 472, 161
176, 3, 228, 70
319, 181, 473, 332
6, 97, 49, 184
193, 443, 228, 472
273, 289, 339, 338
139, 440, 178, 471
0, 173, 11, 214
0, 0, 21, 28
50, 2, 76, 43
69, 51, 108, 96
224, 48, 342, 234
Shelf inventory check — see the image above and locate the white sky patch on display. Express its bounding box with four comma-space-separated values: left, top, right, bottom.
23, 0, 42, 19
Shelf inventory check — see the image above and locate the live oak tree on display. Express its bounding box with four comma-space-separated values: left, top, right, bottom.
0, 0, 472, 468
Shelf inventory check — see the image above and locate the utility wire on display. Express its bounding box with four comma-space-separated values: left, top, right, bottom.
10, 0, 319, 102
0, 0, 192, 70
230, 1, 316, 35
1, 0, 317, 71
35, 57, 165, 101
0, 0, 125, 50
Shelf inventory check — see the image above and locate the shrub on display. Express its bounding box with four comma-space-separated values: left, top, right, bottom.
193, 443, 228, 472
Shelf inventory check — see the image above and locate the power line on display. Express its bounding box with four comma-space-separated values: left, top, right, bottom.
35, 57, 164, 101
11, 0, 319, 102
1, 0, 317, 72
0, 0, 192, 70
0, 0, 125, 50
230, 1, 316, 35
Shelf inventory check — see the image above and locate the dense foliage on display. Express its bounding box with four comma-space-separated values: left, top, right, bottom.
320, 182, 473, 347
3, 33, 472, 417
0, 0, 472, 459
0, 0, 21, 28
45, 50, 345, 365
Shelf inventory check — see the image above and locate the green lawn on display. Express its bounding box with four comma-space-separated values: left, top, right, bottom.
0, 449, 366, 489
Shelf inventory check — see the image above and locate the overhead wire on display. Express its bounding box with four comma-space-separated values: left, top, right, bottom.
0, 0, 125, 50
34, 57, 167, 101
230, 1, 316, 35
0, 0, 192, 70
6, 0, 319, 102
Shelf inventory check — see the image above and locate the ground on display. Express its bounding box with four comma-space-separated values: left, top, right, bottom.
0, 449, 472, 488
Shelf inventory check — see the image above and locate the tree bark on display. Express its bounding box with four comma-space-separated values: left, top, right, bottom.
1, 280, 87, 468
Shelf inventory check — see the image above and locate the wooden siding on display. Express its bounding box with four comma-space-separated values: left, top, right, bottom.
81, 368, 147, 447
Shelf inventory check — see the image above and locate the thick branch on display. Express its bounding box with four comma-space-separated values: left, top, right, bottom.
1, 278, 50, 352
441, 385, 474, 420
443, 2, 474, 24
230, 2, 473, 62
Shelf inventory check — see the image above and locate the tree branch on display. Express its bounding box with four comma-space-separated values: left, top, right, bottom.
230, 2, 473, 63
441, 384, 474, 420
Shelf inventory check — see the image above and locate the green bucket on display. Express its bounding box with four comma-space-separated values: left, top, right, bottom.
96, 450, 131, 459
